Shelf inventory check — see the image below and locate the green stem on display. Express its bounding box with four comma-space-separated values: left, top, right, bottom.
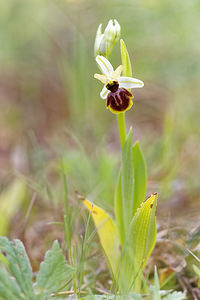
117, 112, 127, 150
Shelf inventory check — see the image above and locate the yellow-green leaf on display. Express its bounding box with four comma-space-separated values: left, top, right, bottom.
82, 198, 121, 275
119, 193, 157, 292
0, 179, 28, 235
120, 39, 132, 77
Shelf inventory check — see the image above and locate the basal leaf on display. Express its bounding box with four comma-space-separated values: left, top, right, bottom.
131, 193, 157, 265
0, 267, 24, 300
35, 240, 74, 300
82, 198, 121, 275
162, 291, 186, 300
0, 237, 35, 299
132, 141, 147, 217
119, 194, 157, 292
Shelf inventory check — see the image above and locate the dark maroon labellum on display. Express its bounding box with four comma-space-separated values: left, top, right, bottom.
106, 81, 133, 112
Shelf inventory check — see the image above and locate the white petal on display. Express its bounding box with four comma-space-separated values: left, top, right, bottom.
100, 85, 109, 99
96, 55, 113, 76
118, 76, 144, 89
94, 73, 108, 84
111, 65, 123, 80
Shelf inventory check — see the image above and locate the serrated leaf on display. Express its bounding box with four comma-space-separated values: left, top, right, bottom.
120, 39, 132, 77
35, 240, 74, 300
0, 179, 28, 235
162, 291, 186, 300
0, 267, 24, 300
82, 198, 121, 275
132, 141, 147, 217
0, 237, 35, 299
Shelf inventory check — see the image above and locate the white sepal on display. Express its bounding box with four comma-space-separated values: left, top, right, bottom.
100, 85, 109, 99
118, 76, 144, 89
96, 55, 113, 76
94, 73, 107, 84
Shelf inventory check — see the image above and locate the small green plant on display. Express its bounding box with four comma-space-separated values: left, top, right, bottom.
0, 237, 74, 300
0, 236, 186, 300
82, 20, 157, 294
150, 266, 186, 300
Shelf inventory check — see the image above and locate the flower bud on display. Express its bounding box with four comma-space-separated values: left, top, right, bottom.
94, 19, 121, 58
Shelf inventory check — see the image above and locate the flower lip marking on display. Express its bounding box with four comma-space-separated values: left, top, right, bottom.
94, 55, 144, 114
105, 81, 134, 112
107, 86, 133, 113
106, 81, 119, 93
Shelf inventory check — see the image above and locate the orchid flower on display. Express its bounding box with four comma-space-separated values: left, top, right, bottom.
94, 55, 144, 114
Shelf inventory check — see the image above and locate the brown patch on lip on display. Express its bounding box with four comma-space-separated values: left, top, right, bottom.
150, 203, 153, 208
92, 210, 98, 215
106, 81, 119, 92
107, 88, 133, 112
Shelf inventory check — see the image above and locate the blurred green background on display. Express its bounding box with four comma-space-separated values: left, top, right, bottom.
0, 0, 200, 254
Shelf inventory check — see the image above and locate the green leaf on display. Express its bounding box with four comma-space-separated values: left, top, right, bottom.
134, 193, 157, 267
120, 39, 132, 77
193, 264, 200, 278
0, 267, 24, 300
121, 128, 134, 234
151, 266, 161, 300
132, 141, 147, 217
162, 291, 186, 300
119, 194, 157, 292
150, 268, 186, 300
114, 172, 124, 244
115, 137, 147, 245
35, 240, 74, 300
0, 237, 35, 299
192, 264, 200, 288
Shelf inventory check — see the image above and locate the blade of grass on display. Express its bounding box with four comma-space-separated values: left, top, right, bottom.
78, 202, 92, 297
60, 157, 72, 261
